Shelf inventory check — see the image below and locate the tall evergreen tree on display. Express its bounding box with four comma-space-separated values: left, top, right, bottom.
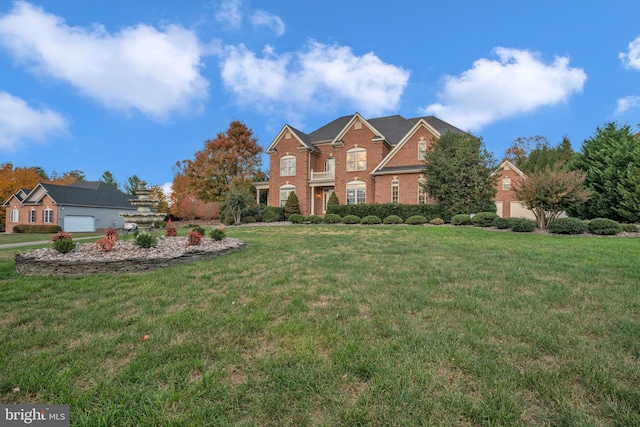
422, 132, 498, 219
568, 122, 640, 222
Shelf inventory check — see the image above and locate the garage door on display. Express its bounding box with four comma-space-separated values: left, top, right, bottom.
64, 216, 95, 232
495, 201, 503, 218
510, 202, 536, 219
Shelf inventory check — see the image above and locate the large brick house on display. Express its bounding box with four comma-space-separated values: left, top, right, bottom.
493, 160, 535, 219
258, 112, 534, 218
3, 181, 136, 233
260, 113, 455, 216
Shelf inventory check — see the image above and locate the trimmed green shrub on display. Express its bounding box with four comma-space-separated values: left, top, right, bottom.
549, 217, 588, 235
322, 214, 342, 224
492, 217, 510, 229
361, 215, 382, 225
51, 231, 74, 254
134, 232, 158, 248
623, 223, 638, 233
471, 212, 499, 227
284, 191, 301, 219
451, 214, 472, 226
288, 213, 304, 224
13, 224, 62, 233
383, 215, 403, 224
261, 206, 283, 222
209, 228, 225, 241
192, 226, 207, 235
406, 215, 427, 225
327, 191, 339, 207
326, 203, 442, 222
429, 218, 444, 225
241, 216, 256, 224
588, 218, 623, 235
305, 215, 323, 224
342, 215, 361, 224
509, 218, 536, 232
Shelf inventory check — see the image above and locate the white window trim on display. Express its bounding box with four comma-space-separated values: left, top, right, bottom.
418, 178, 427, 205
43, 208, 53, 224
418, 140, 427, 160
502, 177, 511, 190
279, 185, 296, 207
280, 155, 296, 177
10, 208, 20, 223
391, 179, 399, 204
346, 181, 366, 205
346, 148, 366, 172
29, 209, 36, 223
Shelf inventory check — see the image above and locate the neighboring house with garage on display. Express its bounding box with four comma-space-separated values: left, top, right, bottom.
493, 160, 535, 219
3, 181, 136, 233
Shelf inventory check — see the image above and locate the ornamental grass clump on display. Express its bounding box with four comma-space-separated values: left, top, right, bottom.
50, 231, 74, 254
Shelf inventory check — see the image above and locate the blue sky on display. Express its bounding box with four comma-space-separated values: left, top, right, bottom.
1, 0, 639, 194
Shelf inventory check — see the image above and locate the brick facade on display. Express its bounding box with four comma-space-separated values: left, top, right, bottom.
5, 194, 57, 233
264, 114, 529, 218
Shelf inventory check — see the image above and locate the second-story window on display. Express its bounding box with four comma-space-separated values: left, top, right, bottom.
418, 140, 427, 160
502, 177, 511, 190
280, 155, 296, 177
346, 148, 366, 172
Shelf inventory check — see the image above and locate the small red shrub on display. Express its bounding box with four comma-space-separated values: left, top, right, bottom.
165, 226, 177, 237
187, 230, 202, 246
50, 231, 72, 242
94, 237, 116, 252
104, 227, 119, 241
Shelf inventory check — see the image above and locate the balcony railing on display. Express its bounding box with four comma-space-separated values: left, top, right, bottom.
309, 170, 335, 181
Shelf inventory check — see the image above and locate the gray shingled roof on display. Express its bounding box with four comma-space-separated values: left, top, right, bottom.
368, 115, 415, 145
29, 182, 134, 208
307, 115, 353, 142
372, 165, 424, 175
409, 116, 466, 135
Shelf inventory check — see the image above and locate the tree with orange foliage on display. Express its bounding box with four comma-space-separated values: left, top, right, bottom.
184, 121, 262, 203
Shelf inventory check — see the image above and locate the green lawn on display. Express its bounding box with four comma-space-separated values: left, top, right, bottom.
1, 226, 639, 426
0, 232, 101, 245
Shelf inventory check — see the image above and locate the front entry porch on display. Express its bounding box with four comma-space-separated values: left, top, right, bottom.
310, 186, 335, 216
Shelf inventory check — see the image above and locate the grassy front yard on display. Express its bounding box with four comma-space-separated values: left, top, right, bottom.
1, 225, 639, 425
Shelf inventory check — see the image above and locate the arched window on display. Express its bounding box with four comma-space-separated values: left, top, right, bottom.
10, 208, 20, 223
391, 180, 399, 204
279, 185, 296, 207
346, 148, 366, 171
346, 181, 366, 205
280, 155, 296, 177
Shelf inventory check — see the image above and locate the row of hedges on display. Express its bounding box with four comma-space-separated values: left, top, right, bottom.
549, 217, 635, 235
221, 205, 286, 225
288, 213, 445, 226
326, 203, 443, 222
12, 224, 62, 233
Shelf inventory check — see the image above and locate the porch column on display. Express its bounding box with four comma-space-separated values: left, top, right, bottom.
310, 187, 315, 215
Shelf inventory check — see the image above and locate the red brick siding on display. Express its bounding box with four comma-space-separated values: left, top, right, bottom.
268, 133, 311, 215
494, 166, 524, 218
384, 127, 437, 168
5, 194, 57, 232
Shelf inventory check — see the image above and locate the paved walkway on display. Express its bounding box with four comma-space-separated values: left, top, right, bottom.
0, 236, 98, 250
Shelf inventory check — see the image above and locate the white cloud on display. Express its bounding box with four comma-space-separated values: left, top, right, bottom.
619, 36, 640, 70
220, 40, 410, 117
615, 95, 640, 114
0, 1, 209, 119
420, 47, 587, 131
0, 91, 68, 150
251, 10, 285, 37
215, 0, 243, 29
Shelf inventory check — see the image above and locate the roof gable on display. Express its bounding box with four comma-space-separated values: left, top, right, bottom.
266, 125, 320, 154
372, 118, 442, 174
494, 160, 527, 179
20, 181, 134, 208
